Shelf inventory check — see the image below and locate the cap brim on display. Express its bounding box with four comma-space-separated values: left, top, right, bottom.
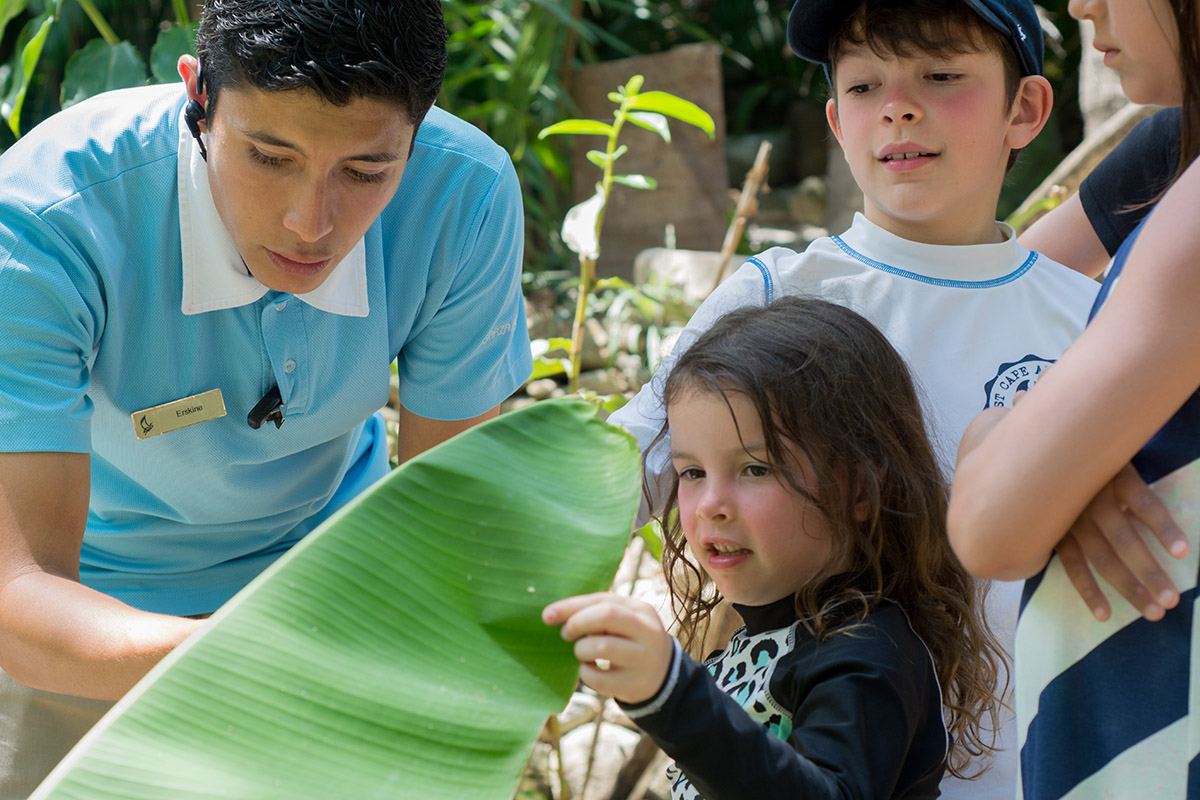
787, 0, 851, 66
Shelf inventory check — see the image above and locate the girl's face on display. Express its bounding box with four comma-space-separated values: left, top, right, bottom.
1069, 0, 1183, 106
669, 389, 836, 607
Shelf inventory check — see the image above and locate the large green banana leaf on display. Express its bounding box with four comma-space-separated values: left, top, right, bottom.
34, 399, 640, 800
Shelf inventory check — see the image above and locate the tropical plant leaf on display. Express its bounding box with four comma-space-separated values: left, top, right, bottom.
628, 91, 716, 138
60, 39, 147, 109
3, 12, 51, 137
562, 184, 605, 259
612, 174, 657, 190
538, 118, 614, 139
0, 0, 25, 50
531, 337, 573, 357
529, 357, 570, 380
628, 110, 670, 142
585, 144, 627, 169
635, 521, 664, 561
32, 399, 641, 800
149, 22, 197, 84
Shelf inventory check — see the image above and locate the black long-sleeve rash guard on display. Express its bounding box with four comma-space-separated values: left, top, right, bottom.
621, 596, 948, 800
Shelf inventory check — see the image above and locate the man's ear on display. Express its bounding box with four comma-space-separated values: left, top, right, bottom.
1005, 75, 1053, 151
826, 97, 847, 155
178, 54, 207, 108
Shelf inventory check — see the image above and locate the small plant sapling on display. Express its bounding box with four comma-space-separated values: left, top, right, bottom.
536, 75, 714, 393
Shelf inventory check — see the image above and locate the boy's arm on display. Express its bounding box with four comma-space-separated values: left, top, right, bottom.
0, 451, 203, 700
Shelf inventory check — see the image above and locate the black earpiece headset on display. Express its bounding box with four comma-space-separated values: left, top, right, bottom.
184, 62, 208, 161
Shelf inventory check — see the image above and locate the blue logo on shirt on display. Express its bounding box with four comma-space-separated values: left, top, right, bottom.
983, 354, 1054, 409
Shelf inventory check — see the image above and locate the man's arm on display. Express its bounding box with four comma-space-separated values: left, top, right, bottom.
395, 405, 499, 465
0, 451, 202, 700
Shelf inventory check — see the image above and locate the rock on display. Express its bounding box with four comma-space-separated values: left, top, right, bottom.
576, 368, 630, 396
557, 722, 642, 800
633, 248, 746, 306
786, 97, 830, 180
726, 128, 792, 185
787, 174, 827, 227
525, 378, 561, 401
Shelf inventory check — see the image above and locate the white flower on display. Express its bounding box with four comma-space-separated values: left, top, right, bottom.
561, 185, 605, 260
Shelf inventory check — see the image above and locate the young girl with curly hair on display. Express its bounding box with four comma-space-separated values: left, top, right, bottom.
544, 296, 1002, 799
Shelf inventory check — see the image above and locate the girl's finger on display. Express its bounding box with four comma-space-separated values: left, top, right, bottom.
1056, 530, 1111, 621
1071, 504, 1167, 621
1112, 463, 1189, 560
571, 633, 651, 669
558, 597, 660, 643
541, 592, 619, 625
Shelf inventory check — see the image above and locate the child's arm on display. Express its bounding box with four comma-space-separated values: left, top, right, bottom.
949, 158, 1200, 579
958, 403, 1186, 621
545, 597, 943, 799
1018, 192, 1112, 279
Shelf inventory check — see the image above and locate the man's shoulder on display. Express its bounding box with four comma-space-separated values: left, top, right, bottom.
412, 105, 512, 178
0, 84, 181, 212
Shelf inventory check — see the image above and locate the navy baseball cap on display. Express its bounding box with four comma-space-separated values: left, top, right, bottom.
787, 0, 1044, 77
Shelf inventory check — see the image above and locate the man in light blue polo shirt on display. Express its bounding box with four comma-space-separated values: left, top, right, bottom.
0, 0, 532, 793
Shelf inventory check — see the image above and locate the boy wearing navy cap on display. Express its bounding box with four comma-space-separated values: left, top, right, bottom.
609, 0, 1100, 796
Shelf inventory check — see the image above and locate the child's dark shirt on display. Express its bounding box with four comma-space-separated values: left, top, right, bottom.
621, 595, 947, 799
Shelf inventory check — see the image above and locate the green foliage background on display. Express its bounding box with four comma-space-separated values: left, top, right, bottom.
0, 0, 1088, 268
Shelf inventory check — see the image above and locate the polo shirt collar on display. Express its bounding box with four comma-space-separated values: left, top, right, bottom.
839, 212, 1023, 283
176, 111, 369, 317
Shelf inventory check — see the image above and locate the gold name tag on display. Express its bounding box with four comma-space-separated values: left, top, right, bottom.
132, 389, 226, 440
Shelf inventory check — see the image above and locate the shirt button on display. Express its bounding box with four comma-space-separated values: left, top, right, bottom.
284, 360, 296, 374
275, 301, 287, 311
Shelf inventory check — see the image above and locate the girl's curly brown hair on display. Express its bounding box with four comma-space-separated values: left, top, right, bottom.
654, 296, 1005, 780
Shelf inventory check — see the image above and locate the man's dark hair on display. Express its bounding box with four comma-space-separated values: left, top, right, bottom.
196, 0, 447, 125
828, 0, 1024, 172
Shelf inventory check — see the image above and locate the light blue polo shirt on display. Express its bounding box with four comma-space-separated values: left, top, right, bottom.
0, 85, 532, 615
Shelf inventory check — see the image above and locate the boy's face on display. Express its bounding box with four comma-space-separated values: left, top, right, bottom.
826, 43, 1025, 245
